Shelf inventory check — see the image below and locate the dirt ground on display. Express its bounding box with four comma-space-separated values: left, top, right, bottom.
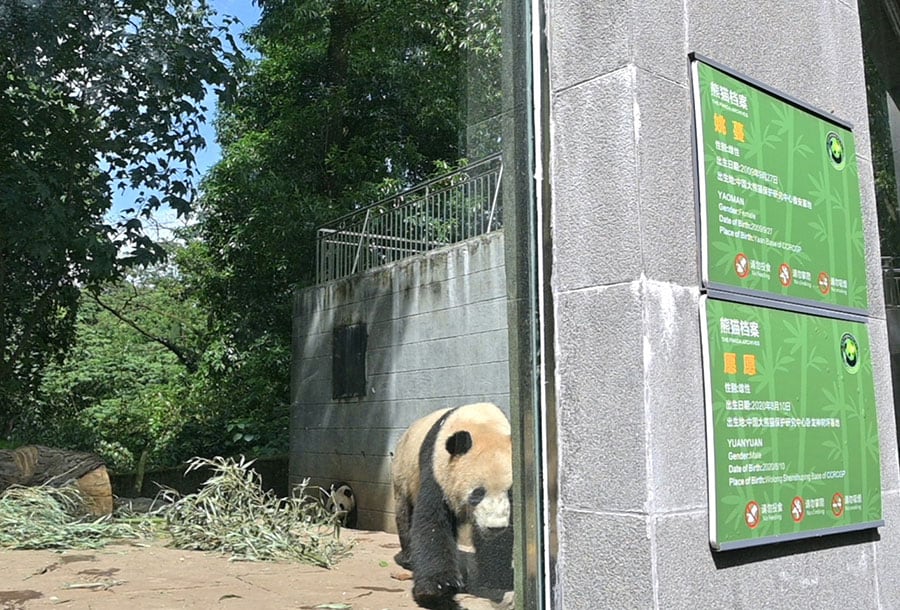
0, 530, 508, 610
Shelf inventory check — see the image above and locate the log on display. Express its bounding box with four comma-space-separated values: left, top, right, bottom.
75, 465, 113, 516
0, 445, 112, 516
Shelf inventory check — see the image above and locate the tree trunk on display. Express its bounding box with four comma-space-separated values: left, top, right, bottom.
134, 447, 150, 496
0, 445, 112, 516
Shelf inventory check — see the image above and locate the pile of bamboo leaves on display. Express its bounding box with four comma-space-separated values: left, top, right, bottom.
162, 456, 351, 567
0, 485, 146, 550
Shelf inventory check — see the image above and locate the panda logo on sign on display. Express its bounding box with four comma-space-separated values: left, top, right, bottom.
392, 402, 513, 609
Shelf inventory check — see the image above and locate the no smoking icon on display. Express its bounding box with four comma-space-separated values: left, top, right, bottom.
735, 253, 750, 279
832, 493, 845, 518
818, 271, 831, 295
791, 496, 806, 523
779, 263, 792, 287
745, 501, 760, 529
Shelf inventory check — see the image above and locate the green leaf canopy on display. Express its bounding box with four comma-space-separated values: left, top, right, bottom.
0, 0, 238, 432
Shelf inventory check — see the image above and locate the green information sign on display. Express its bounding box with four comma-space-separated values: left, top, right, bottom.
701, 297, 882, 550
692, 56, 868, 314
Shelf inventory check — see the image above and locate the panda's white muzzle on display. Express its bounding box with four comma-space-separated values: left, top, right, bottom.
473, 495, 511, 531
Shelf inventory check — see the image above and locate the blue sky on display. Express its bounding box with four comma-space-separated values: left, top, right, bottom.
193, 0, 261, 177
109, 0, 261, 230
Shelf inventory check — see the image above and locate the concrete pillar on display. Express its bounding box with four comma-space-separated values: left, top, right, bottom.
545, 1, 900, 607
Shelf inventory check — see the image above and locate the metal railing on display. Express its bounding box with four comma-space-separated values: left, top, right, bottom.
316, 154, 503, 283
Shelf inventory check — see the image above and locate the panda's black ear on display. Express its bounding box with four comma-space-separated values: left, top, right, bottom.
446, 431, 473, 457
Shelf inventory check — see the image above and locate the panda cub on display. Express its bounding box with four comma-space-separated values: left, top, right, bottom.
324, 481, 358, 529
392, 402, 513, 609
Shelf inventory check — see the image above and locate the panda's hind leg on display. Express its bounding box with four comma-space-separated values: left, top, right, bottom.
394, 495, 414, 570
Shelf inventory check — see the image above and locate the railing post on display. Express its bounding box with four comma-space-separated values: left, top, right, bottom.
487, 162, 503, 231
317, 231, 323, 283
351, 209, 372, 276
424, 182, 431, 252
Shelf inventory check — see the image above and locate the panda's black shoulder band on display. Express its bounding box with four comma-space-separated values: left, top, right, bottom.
417, 407, 458, 476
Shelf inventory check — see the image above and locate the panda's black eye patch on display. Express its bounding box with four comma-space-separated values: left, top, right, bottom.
468, 487, 486, 506
446, 431, 473, 456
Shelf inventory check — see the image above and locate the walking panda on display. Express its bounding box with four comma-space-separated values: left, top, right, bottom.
392, 402, 513, 609
324, 481, 358, 528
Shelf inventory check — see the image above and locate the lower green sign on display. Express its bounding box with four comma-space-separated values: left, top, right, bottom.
700, 297, 883, 550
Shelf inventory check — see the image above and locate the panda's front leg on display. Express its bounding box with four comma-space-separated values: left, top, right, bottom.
470, 524, 514, 600
410, 478, 463, 609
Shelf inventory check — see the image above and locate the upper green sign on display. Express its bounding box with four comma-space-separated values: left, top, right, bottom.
701, 297, 883, 550
692, 57, 868, 313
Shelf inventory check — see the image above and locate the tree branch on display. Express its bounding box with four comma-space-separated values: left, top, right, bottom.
88, 291, 199, 373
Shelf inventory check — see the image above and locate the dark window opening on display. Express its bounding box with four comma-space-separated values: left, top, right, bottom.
332, 324, 367, 399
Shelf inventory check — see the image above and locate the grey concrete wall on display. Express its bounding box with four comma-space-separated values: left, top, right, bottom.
546, 1, 899, 608
290, 231, 509, 532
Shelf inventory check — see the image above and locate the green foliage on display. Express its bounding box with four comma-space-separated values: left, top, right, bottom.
201, 0, 477, 318
865, 57, 900, 258
0, 0, 240, 434
78, 388, 185, 473
191, 2, 502, 452
21, 238, 290, 470
163, 456, 351, 565
4, 1, 505, 467
0, 485, 146, 550
23, 247, 201, 469
180, 331, 292, 460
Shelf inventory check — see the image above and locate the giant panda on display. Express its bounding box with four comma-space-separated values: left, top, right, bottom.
324, 481, 358, 529
392, 402, 513, 609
